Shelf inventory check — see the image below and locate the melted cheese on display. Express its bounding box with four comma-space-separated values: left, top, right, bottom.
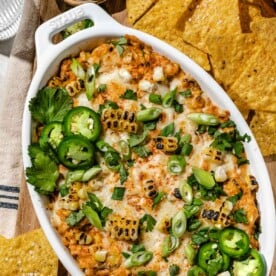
47, 35, 260, 275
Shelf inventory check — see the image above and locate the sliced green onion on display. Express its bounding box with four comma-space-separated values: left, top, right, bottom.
125, 250, 153, 268
82, 205, 102, 230
119, 140, 131, 160
87, 192, 103, 211
181, 143, 193, 156
86, 63, 100, 100
82, 166, 102, 181
111, 187, 125, 200
172, 210, 187, 238
70, 58, 85, 80
149, 93, 162, 105
184, 244, 196, 265
128, 130, 148, 147
104, 151, 121, 171
168, 155, 186, 175
96, 140, 117, 153
187, 113, 220, 126
65, 170, 84, 185
179, 134, 191, 145
162, 88, 176, 108
162, 235, 180, 258
192, 167, 216, 189
136, 107, 162, 122
179, 180, 193, 204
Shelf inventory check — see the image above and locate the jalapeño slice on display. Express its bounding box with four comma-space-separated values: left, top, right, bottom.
63, 106, 101, 141
218, 227, 250, 258
232, 248, 267, 276
39, 122, 63, 150
57, 135, 95, 169
197, 242, 229, 276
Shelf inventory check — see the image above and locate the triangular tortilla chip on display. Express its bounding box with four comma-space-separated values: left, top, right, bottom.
134, 0, 210, 71
126, 0, 157, 25
250, 111, 276, 156
228, 44, 276, 112
183, 0, 242, 53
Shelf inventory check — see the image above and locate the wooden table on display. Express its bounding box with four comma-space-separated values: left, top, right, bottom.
15, 2, 276, 275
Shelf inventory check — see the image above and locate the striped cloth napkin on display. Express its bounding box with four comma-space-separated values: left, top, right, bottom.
0, 0, 60, 238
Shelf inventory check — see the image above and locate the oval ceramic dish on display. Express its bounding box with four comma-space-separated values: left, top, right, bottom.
22, 3, 275, 275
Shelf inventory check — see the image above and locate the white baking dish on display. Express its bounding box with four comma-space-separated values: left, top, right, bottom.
21, 3, 275, 275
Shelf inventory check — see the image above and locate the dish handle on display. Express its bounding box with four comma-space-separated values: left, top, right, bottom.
35, 3, 121, 65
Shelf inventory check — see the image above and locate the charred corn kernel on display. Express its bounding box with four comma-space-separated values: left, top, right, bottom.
107, 252, 121, 267
68, 201, 80, 211
203, 148, 223, 164
75, 232, 93, 245
78, 187, 88, 200
108, 215, 139, 241
48, 76, 62, 87
249, 175, 259, 191
59, 199, 80, 210
156, 216, 171, 233
202, 200, 233, 228
216, 200, 233, 227
95, 250, 108, 262
214, 166, 228, 182
65, 79, 85, 96
143, 179, 157, 198
102, 109, 138, 133
154, 136, 178, 152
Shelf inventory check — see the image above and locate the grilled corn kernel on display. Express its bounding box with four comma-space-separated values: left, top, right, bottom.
95, 250, 108, 262
202, 200, 233, 228
108, 215, 139, 241
68, 201, 80, 211
48, 76, 62, 87
75, 232, 93, 245
65, 79, 85, 96
154, 136, 178, 152
203, 148, 223, 164
78, 187, 88, 200
143, 179, 158, 199
102, 109, 138, 133
156, 216, 171, 233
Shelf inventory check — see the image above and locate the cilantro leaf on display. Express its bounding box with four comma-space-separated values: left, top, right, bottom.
132, 145, 152, 158
29, 87, 72, 124
233, 208, 248, 224
26, 144, 59, 194
66, 210, 85, 226
140, 214, 157, 232
169, 264, 180, 276
152, 191, 166, 209
161, 123, 175, 136
112, 37, 128, 55
120, 89, 137, 101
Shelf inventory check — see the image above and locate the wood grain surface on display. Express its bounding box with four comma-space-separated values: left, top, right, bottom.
15, 2, 276, 275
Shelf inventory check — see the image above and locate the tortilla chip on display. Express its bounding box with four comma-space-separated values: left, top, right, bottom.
228, 44, 276, 112
183, 0, 242, 53
250, 17, 276, 43
126, 0, 157, 25
0, 229, 58, 275
250, 111, 276, 156
245, 0, 276, 17
207, 33, 260, 89
134, 0, 210, 71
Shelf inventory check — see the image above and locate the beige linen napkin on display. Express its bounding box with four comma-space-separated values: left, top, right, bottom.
0, 0, 60, 238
